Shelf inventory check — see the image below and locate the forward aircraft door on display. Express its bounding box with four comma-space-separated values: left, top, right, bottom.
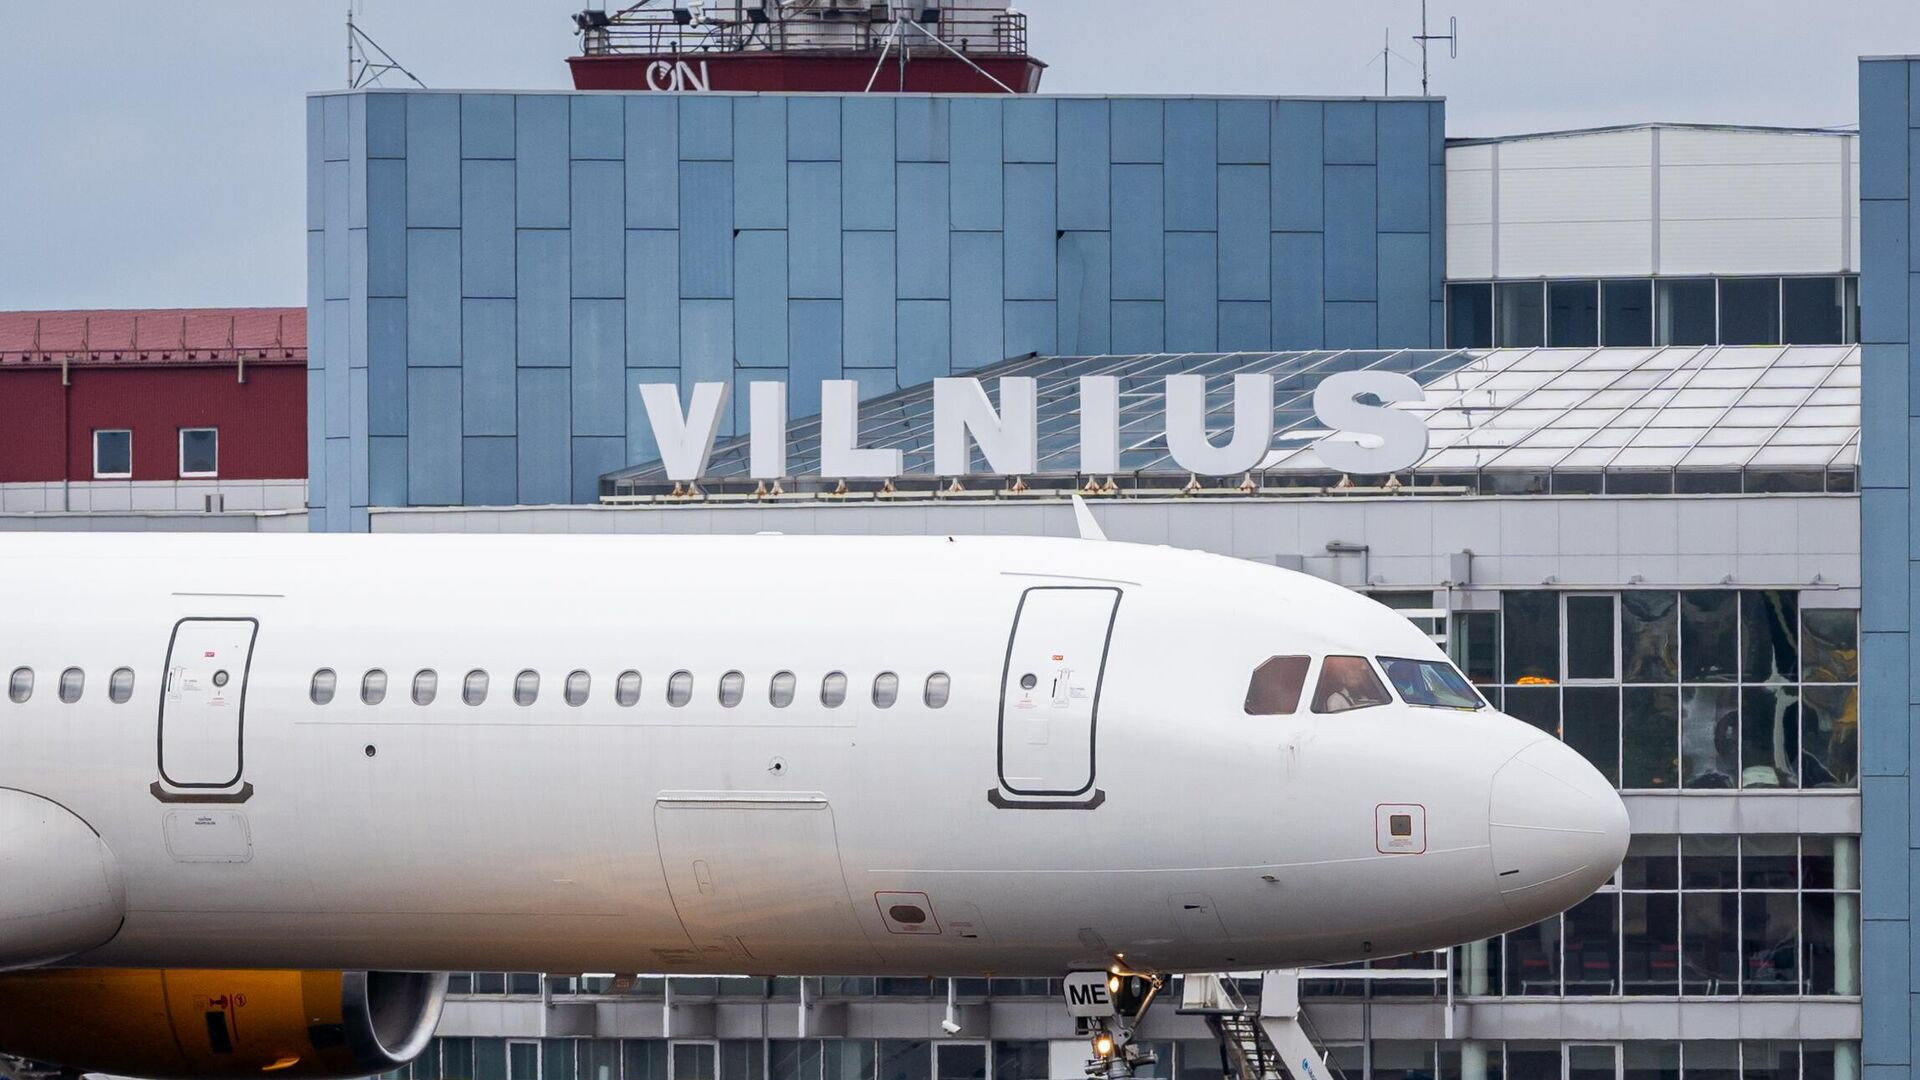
995, 587, 1121, 803
156, 618, 258, 796
653, 796, 876, 968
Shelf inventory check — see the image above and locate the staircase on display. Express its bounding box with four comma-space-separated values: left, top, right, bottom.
1179, 973, 1344, 1080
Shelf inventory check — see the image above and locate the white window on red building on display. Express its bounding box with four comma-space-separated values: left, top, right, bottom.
93, 430, 131, 479
179, 428, 218, 478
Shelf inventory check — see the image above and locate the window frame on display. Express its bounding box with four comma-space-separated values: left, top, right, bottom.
92, 429, 132, 479
107, 667, 135, 705
178, 427, 218, 479
1309, 655, 1394, 715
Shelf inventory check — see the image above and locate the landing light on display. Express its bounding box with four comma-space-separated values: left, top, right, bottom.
262, 1058, 302, 1072
1093, 1034, 1114, 1058
1107, 974, 1121, 994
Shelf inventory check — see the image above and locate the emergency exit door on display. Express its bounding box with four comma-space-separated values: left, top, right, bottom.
157, 618, 258, 790
997, 587, 1121, 799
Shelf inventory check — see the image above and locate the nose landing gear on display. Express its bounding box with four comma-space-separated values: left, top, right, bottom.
1063, 969, 1163, 1080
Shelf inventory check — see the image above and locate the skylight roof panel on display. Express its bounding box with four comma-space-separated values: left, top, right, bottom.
1613, 447, 1687, 467
1678, 446, 1758, 467
1793, 405, 1859, 426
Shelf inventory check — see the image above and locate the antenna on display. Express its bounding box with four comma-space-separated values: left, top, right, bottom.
1411, 1, 1460, 96
348, 3, 428, 90
1366, 28, 1415, 97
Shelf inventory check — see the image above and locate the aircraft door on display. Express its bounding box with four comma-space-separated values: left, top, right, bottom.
995, 586, 1121, 805
156, 618, 258, 797
653, 796, 878, 968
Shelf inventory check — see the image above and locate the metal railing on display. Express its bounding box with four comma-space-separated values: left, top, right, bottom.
577, 2, 1027, 57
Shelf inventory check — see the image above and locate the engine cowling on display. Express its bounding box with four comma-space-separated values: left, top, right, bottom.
0, 968, 447, 1080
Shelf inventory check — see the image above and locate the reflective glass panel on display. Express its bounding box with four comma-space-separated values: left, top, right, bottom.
57, 667, 83, 704
565, 670, 591, 707
1682, 891, 1742, 993
1505, 917, 1561, 995
463, 670, 489, 707
1563, 686, 1621, 784
1720, 278, 1782, 345
1783, 277, 1847, 343
1503, 591, 1560, 683
1497, 281, 1545, 347
413, 670, 437, 706
1622, 591, 1680, 682
1454, 611, 1499, 685
872, 672, 900, 709
1741, 685, 1799, 788
923, 673, 951, 709
1743, 892, 1800, 994
1624, 1042, 1680, 1080
362, 669, 387, 706
719, 671, 745, 707
1743, 835, 1799, 889
1562, 892, 1619, 994
1604, 279, 1655, 346
6, 668, 28, 704
1657, 279, 1716, 345
1622, 892, 1681, 995
514, 670, 539, 707
1548, 280, 1600, 346
668, 671, 693, 707
1740, 591, 1798, 683
1623, 835, 1680, 889
1681, 591, 1739, 682
615, 671, 641, 707
1684, 835, 1740, 889
1802, 685, 1858, 788
1801, 609, 1858, 682
1682, 685, 1739, 788
310, 669, 337, 706
1566, 595, 1617, 680
1448, 282, 1494, 348
1623, 686, 1679, 789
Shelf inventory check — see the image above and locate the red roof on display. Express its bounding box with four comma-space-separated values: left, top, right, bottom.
0, 308, 306, 368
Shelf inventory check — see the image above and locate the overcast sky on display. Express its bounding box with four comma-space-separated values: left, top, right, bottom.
1, 1, 1915, 311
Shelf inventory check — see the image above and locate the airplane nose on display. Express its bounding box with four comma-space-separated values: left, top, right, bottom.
1488, 737, 1631, 924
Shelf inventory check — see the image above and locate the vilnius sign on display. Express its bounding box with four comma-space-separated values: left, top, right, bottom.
637, 373, 1430, 483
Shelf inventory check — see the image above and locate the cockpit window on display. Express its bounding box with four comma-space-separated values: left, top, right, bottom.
1311, 656, 1393, 714
1244, 656, 1310, 715
1378, 656, 1484, 710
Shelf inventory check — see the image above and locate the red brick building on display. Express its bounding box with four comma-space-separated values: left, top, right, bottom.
0, 308, 306, 514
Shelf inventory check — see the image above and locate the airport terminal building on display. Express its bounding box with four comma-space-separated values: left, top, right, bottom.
290, 83, 1881, 1080
0, 24, 1890, 1080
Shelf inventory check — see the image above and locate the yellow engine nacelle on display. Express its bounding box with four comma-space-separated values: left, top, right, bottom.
0, 968, 446, 1080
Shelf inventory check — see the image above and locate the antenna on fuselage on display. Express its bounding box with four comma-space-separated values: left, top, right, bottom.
1071, 494, 1108, 542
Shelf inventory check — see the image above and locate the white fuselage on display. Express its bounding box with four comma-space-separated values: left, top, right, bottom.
0, 533, 1628, 976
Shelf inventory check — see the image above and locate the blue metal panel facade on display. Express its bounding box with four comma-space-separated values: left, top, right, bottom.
308, 91, 1444, 526
1861, 56, 1920, 1079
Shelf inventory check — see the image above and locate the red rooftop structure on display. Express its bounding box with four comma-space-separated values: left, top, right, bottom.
0, 308, 307, 500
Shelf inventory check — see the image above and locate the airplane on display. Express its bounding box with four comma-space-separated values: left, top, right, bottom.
0, 521, 1627, 1079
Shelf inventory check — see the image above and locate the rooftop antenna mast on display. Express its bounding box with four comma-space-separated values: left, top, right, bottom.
348, 3, 427, 89
1411, 0, 1459, 96
1367, 28, 1414, 96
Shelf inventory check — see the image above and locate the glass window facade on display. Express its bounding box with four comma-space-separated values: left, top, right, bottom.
1447, 277, 1860, 349
1456, 591, 1858, 791
389, 1036, 1859, 1080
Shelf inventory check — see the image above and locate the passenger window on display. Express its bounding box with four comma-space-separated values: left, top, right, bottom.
1310, 656, 1392, 714
362, 670, 388, 706
310, 669, 337, 706
924, 673, 951, 709
719, 671, 745, 708
614, 671, 641, 707
821, 672, 848, 708
770, 671, 796, 708
108, 668, 135, 705
1244, 656, 1310, 715
565, 671, 591, 707
1378, 656, 1483, 710
514, 670, 540, 707
7, 668, 29, 704
667, 671, 693, 707
413, 670, 438, 706
463, 671, 489, 706
872, 672, 900, 709
58, 668, 84, 704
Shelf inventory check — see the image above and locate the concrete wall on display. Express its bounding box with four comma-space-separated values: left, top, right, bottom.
1858, 57, 1919, 1080
368, 493, 1860, 593
1447, 126, 1860, 280
307, 91, 1447, 530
